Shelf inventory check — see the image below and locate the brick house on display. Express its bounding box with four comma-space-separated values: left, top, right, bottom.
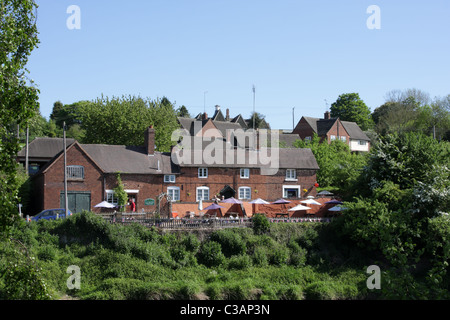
292, 111, 370, 152
25, 124, 319, 216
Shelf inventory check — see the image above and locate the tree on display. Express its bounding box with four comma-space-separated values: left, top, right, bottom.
113, 173, 128, 212
0, 0, 40, 236
79, 95, 179, 151
177, 105, 190, 118
249, 111, 270, 129
293, 134, 367, 197
330, 93, 373, 130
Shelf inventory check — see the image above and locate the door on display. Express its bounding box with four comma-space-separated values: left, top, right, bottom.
60, 191, 91, 213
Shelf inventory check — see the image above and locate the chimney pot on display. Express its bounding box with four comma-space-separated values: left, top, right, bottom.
226, 108, 230, 121
324, 111, 331, 120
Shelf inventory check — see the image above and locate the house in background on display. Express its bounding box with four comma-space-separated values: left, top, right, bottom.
292, 111, 370, 152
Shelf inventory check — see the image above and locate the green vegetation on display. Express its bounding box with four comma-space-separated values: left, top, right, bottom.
1, 212, 373, 300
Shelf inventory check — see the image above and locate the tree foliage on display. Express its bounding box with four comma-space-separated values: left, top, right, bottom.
0, 0, 40, 236
330, 93, 373, 130
79, 95, 179, 152
293, 134, 367, 198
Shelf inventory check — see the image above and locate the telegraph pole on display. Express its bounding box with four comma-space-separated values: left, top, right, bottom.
63, 122, 69, 215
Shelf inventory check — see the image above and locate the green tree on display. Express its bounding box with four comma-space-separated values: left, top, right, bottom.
80, 95, 179, 151
113, 173, 128, 212
293, 134, 367, 197
0, 0, 40, 236
249, 111, 270, 129
330, 93, 373, 130
177, 105, 190, 118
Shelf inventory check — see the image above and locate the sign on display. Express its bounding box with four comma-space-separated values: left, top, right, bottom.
144, 198, 155, 206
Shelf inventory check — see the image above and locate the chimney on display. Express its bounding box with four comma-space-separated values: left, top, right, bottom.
202, 112, 208, 120
145, 125, 155, 156
226, 108, 230, 121
324, 111, 331, 120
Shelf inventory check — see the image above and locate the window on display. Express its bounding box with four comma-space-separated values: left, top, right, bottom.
164, 175, 176, 183
283, 185, 300, 199
198, 168, 208, 178
67, 165, 84, 179
106, 190, 118, 205
359, 140, 367, 146
240, 168, 250, 179
305, 136, 312, 141
238, 187, 251, 200
285, 169, 297, 181
330, 135, 336, 141
340, 136, 347, 142
167, 187, 180, 201
196, 187, 209, 201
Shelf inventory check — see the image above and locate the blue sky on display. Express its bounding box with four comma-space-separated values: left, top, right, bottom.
27, 0, 450, 130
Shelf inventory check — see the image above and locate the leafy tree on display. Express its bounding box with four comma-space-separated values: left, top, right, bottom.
0, 0, 40, 236
113, 173, 128, 212
293, 134, 367, 197
80, 95, 179, 151
330, 93, 373, 130
177, 105, 190, 118
249, 111, 270, 129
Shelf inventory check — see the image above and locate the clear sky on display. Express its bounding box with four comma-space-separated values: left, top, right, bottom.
27, 0, 450, 130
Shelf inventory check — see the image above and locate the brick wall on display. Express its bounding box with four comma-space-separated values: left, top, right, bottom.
38, 143, 104, 213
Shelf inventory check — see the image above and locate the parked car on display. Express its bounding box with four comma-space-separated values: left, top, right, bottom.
31, 208, 73, 221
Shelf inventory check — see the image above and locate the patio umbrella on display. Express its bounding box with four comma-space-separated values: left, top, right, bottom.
301, 199, 322, 206
328, 206, 347, 212
318, 190, 334, 196
94, 201, 116, 208
204, 203, 225, 210
249, 198, 270, 204
325, 200, 343, 204
272, 198, 291, 204
288, 204, 312, 211
221, 197, 242, 204
204, 203, 225, 217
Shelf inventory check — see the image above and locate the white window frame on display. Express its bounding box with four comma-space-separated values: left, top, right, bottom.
240, 168, 250, 179
359, 140, 367, 146
167, 186, 180, 201
196, 186, 210, 201
106, 190, 118, 205
164, 174, 176, 183
67, 165, 84, 179
198, 167, 208, 178
305, 136, 312, 141
285, 169, 297, 181
330, 135, 336, 141
340, 136, 347, 142
282, 185, 301, 199
238, 186, 251, 200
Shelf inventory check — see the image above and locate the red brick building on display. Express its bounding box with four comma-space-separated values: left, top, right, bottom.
292, 111, 370, 152
24, 125, 320, 216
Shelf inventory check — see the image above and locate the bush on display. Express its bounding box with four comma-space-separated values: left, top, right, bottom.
252, 214, 270, 235
197, 241, 226, 268
227, 254, 252, 270
252, 247, 269, 267
209, 230, 246, 258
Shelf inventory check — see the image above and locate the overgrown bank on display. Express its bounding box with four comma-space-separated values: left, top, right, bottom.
1, 212, 374, 300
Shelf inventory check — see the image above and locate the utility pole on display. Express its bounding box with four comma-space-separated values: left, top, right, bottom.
63, 122, 69, 216
252, 85, 256, 150
292, 107, 295, 131
25, 125, 29, 174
